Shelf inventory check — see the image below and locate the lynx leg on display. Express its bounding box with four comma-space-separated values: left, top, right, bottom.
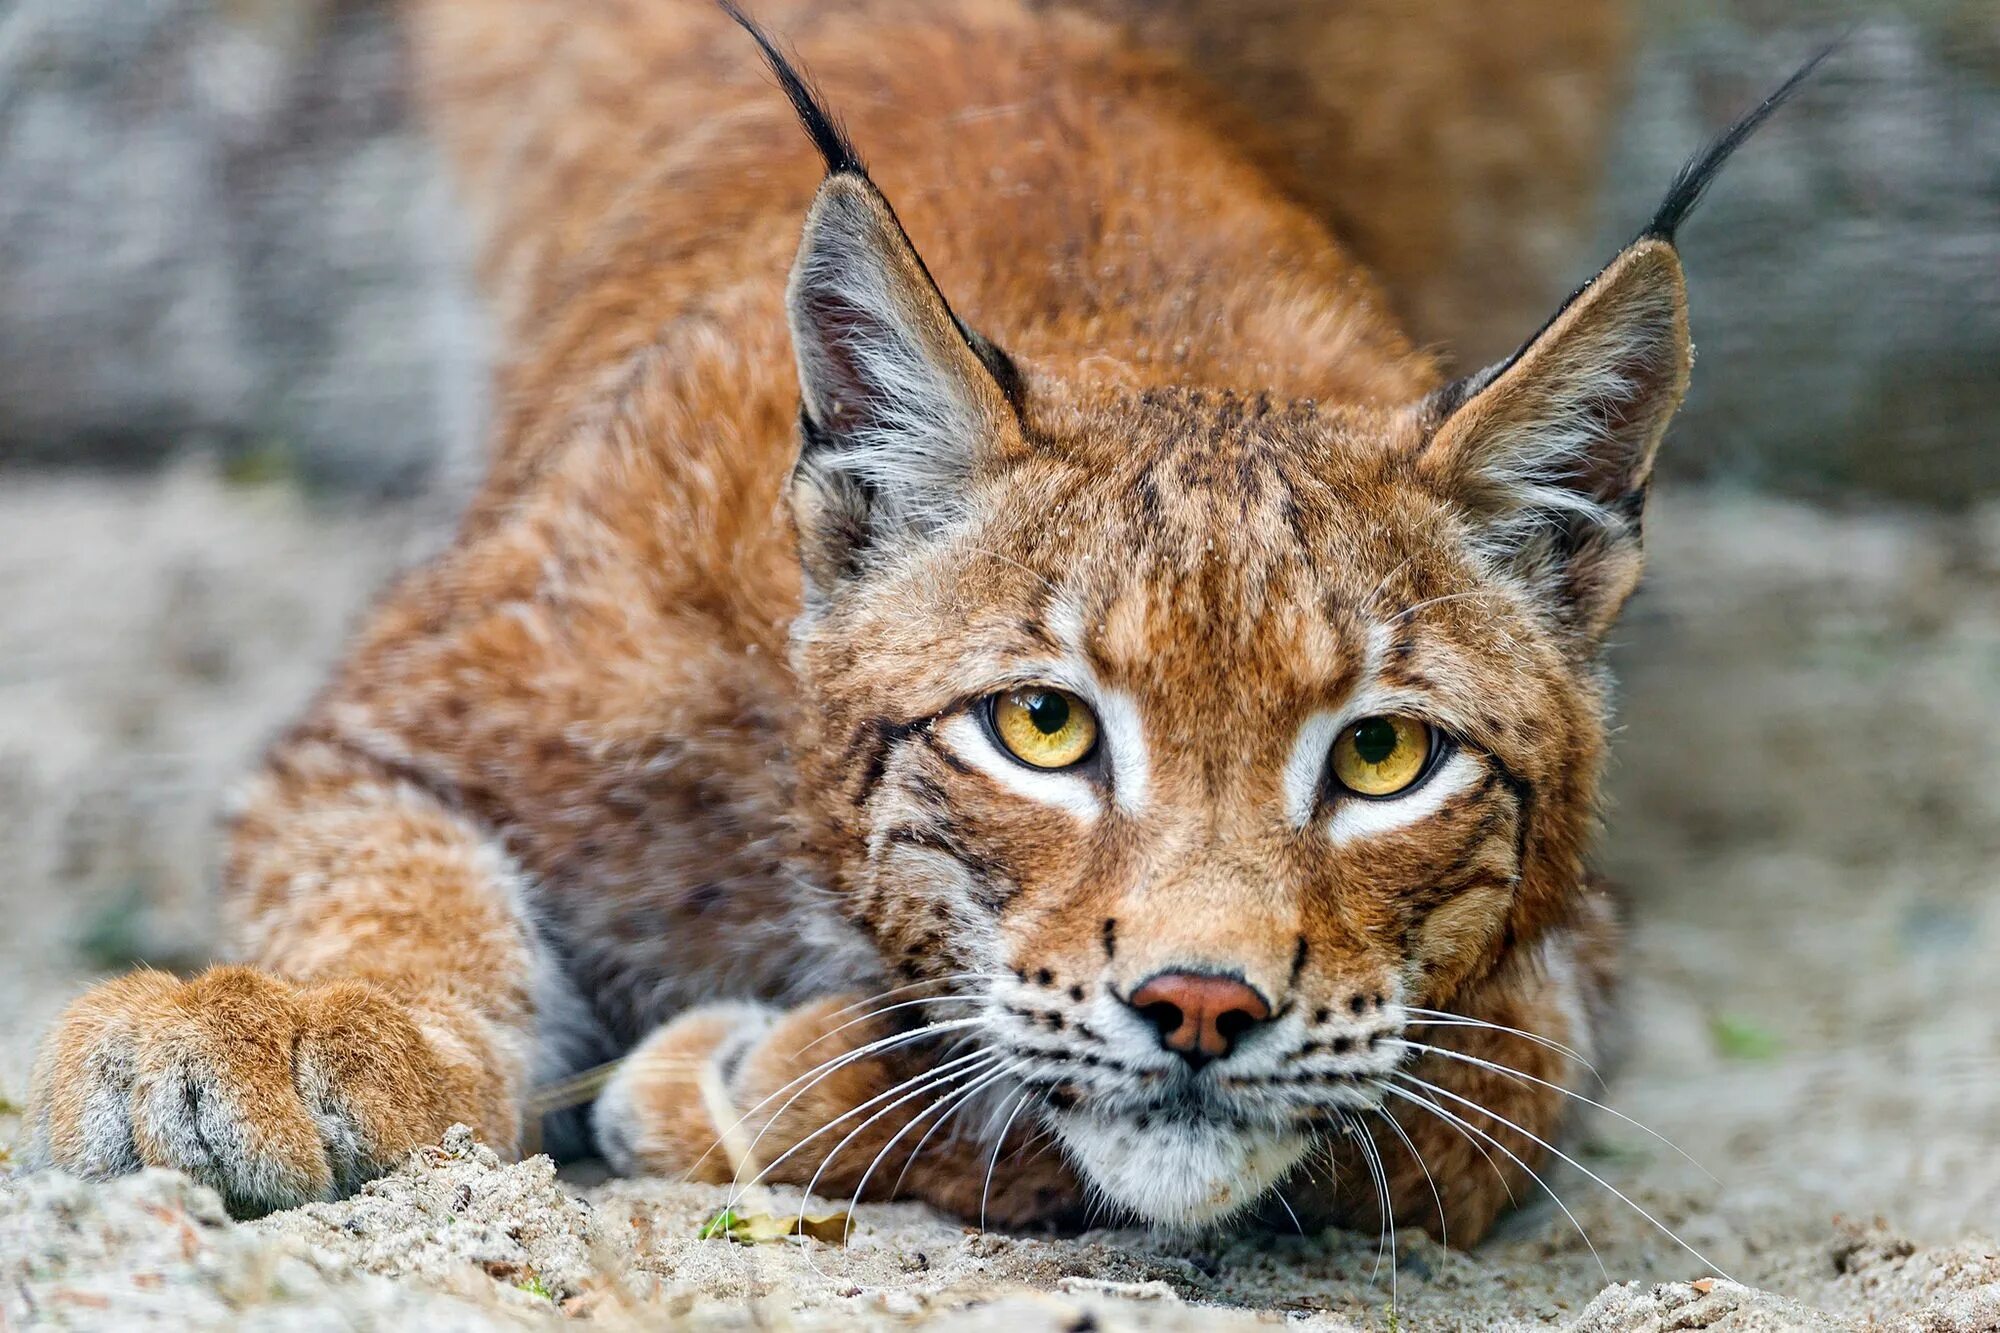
21, 740, 571, 1215
597, 996, 1082, 1227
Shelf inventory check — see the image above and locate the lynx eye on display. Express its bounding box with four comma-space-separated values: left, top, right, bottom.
989, 688, 1099, 770
1330, 716, 1434, 798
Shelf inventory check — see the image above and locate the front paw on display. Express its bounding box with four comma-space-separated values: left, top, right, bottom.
21, 967, 458, 1216
592, 1002, 779, 1182
594, 997, 1082, 1229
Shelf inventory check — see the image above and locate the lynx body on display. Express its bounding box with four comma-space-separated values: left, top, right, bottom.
23, 0, 1813, 1239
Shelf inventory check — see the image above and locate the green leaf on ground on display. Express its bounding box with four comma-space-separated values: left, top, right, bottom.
697, 1207, 851, 1244
1709, 1013, 1782, 1061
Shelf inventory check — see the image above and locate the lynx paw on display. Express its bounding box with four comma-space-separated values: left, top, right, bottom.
592, 1002, 778, 1181
21, 967, 457, 1216
594, 997, 1083, 1227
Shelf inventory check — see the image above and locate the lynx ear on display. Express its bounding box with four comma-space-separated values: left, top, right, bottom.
1417, 238, 1690, 641
1418, 42, 1832, 643
785, 173, 1019, 585
722, 2, 1020, 594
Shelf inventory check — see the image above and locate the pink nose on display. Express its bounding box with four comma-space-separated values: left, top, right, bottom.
1129, 972, 1272, 1065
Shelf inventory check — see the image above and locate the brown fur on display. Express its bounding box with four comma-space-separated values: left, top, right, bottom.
1071, 0, 1631, 361
25, 0, 1711, 1241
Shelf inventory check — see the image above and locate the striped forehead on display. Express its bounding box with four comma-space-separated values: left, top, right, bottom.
1069, 560, 1364, 701
1033, 573, 1378, 791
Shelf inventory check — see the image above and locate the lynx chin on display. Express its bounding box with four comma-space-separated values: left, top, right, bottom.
22, 0, 1824, 1241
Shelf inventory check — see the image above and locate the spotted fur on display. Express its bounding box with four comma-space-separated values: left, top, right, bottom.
22, 0, 1814, 1238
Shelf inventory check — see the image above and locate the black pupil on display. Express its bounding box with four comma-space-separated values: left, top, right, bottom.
1352, 718, 1400, 766
1025, 692, 1070, 735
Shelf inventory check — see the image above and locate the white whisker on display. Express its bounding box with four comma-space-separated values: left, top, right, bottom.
1391, 1039, 1718, 1184
715, 1018, 984, 1198
814, 974, 995, 1028
1392, 1071, 1729, 1279
1372, 1104, 1448, 1248
1392, 1079, 1519, 1209
886, 1062, 1019, 1202
690, 1018, 969, 1180
1402, 1009, 1600, 1080
844, 1059, 1024, 1234
856, 1056, 1032, 1232
781, 1051, 1000, 1218
1384, 589, 1512, 628
797, 993, 986, 1055
1345, 1111, 1397, 1305
1378, 1080, 1607, 1280
980, 1087, 1039, 1233
1364, 555, 1417, 612
1273, 1185, 1308, 1238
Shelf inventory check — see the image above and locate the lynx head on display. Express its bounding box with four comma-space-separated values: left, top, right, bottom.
731, 6, 1823, 1226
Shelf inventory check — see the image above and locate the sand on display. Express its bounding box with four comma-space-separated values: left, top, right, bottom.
2, 465, 1997, 1329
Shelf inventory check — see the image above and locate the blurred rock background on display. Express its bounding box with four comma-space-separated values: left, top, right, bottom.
1600, 2, 2000, 501
0, 0, 1991, 501
0, 0, 483, 496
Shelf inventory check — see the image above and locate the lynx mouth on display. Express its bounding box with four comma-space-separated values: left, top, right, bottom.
1047, 1102, 1312, 1228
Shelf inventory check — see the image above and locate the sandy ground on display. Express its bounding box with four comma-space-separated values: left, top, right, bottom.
1, 465, 1996, 1329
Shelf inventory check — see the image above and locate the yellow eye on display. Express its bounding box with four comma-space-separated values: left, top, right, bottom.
991, 688, 1099, 769
1330, 716, 1434, 797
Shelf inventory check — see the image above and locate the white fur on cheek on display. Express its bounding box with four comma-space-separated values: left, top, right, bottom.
937, 713, 1102, 824
1534, 931, 1597, 1072
1094, 686, 1149, 815
1325, 748, 1480, 847
1051, 1109, 1309, 1227
1282, 711, 1343, 829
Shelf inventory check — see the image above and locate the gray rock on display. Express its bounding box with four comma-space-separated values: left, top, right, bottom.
0, 0, 483, 495
0, 1, 1990, 503
1597, 8, 2000, 502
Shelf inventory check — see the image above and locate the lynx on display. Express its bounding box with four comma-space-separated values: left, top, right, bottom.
22, 0, 1819, 1240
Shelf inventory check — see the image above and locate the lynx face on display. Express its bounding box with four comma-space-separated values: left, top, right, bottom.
776, 156, 1691, 1224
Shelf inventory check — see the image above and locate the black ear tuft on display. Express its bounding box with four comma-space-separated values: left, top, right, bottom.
1475, 42, 1836, 391
1642, 39, 1840, 243
719, 0, 866, 178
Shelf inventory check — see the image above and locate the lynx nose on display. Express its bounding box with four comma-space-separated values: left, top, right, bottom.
1128, 972, 1272, 1067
